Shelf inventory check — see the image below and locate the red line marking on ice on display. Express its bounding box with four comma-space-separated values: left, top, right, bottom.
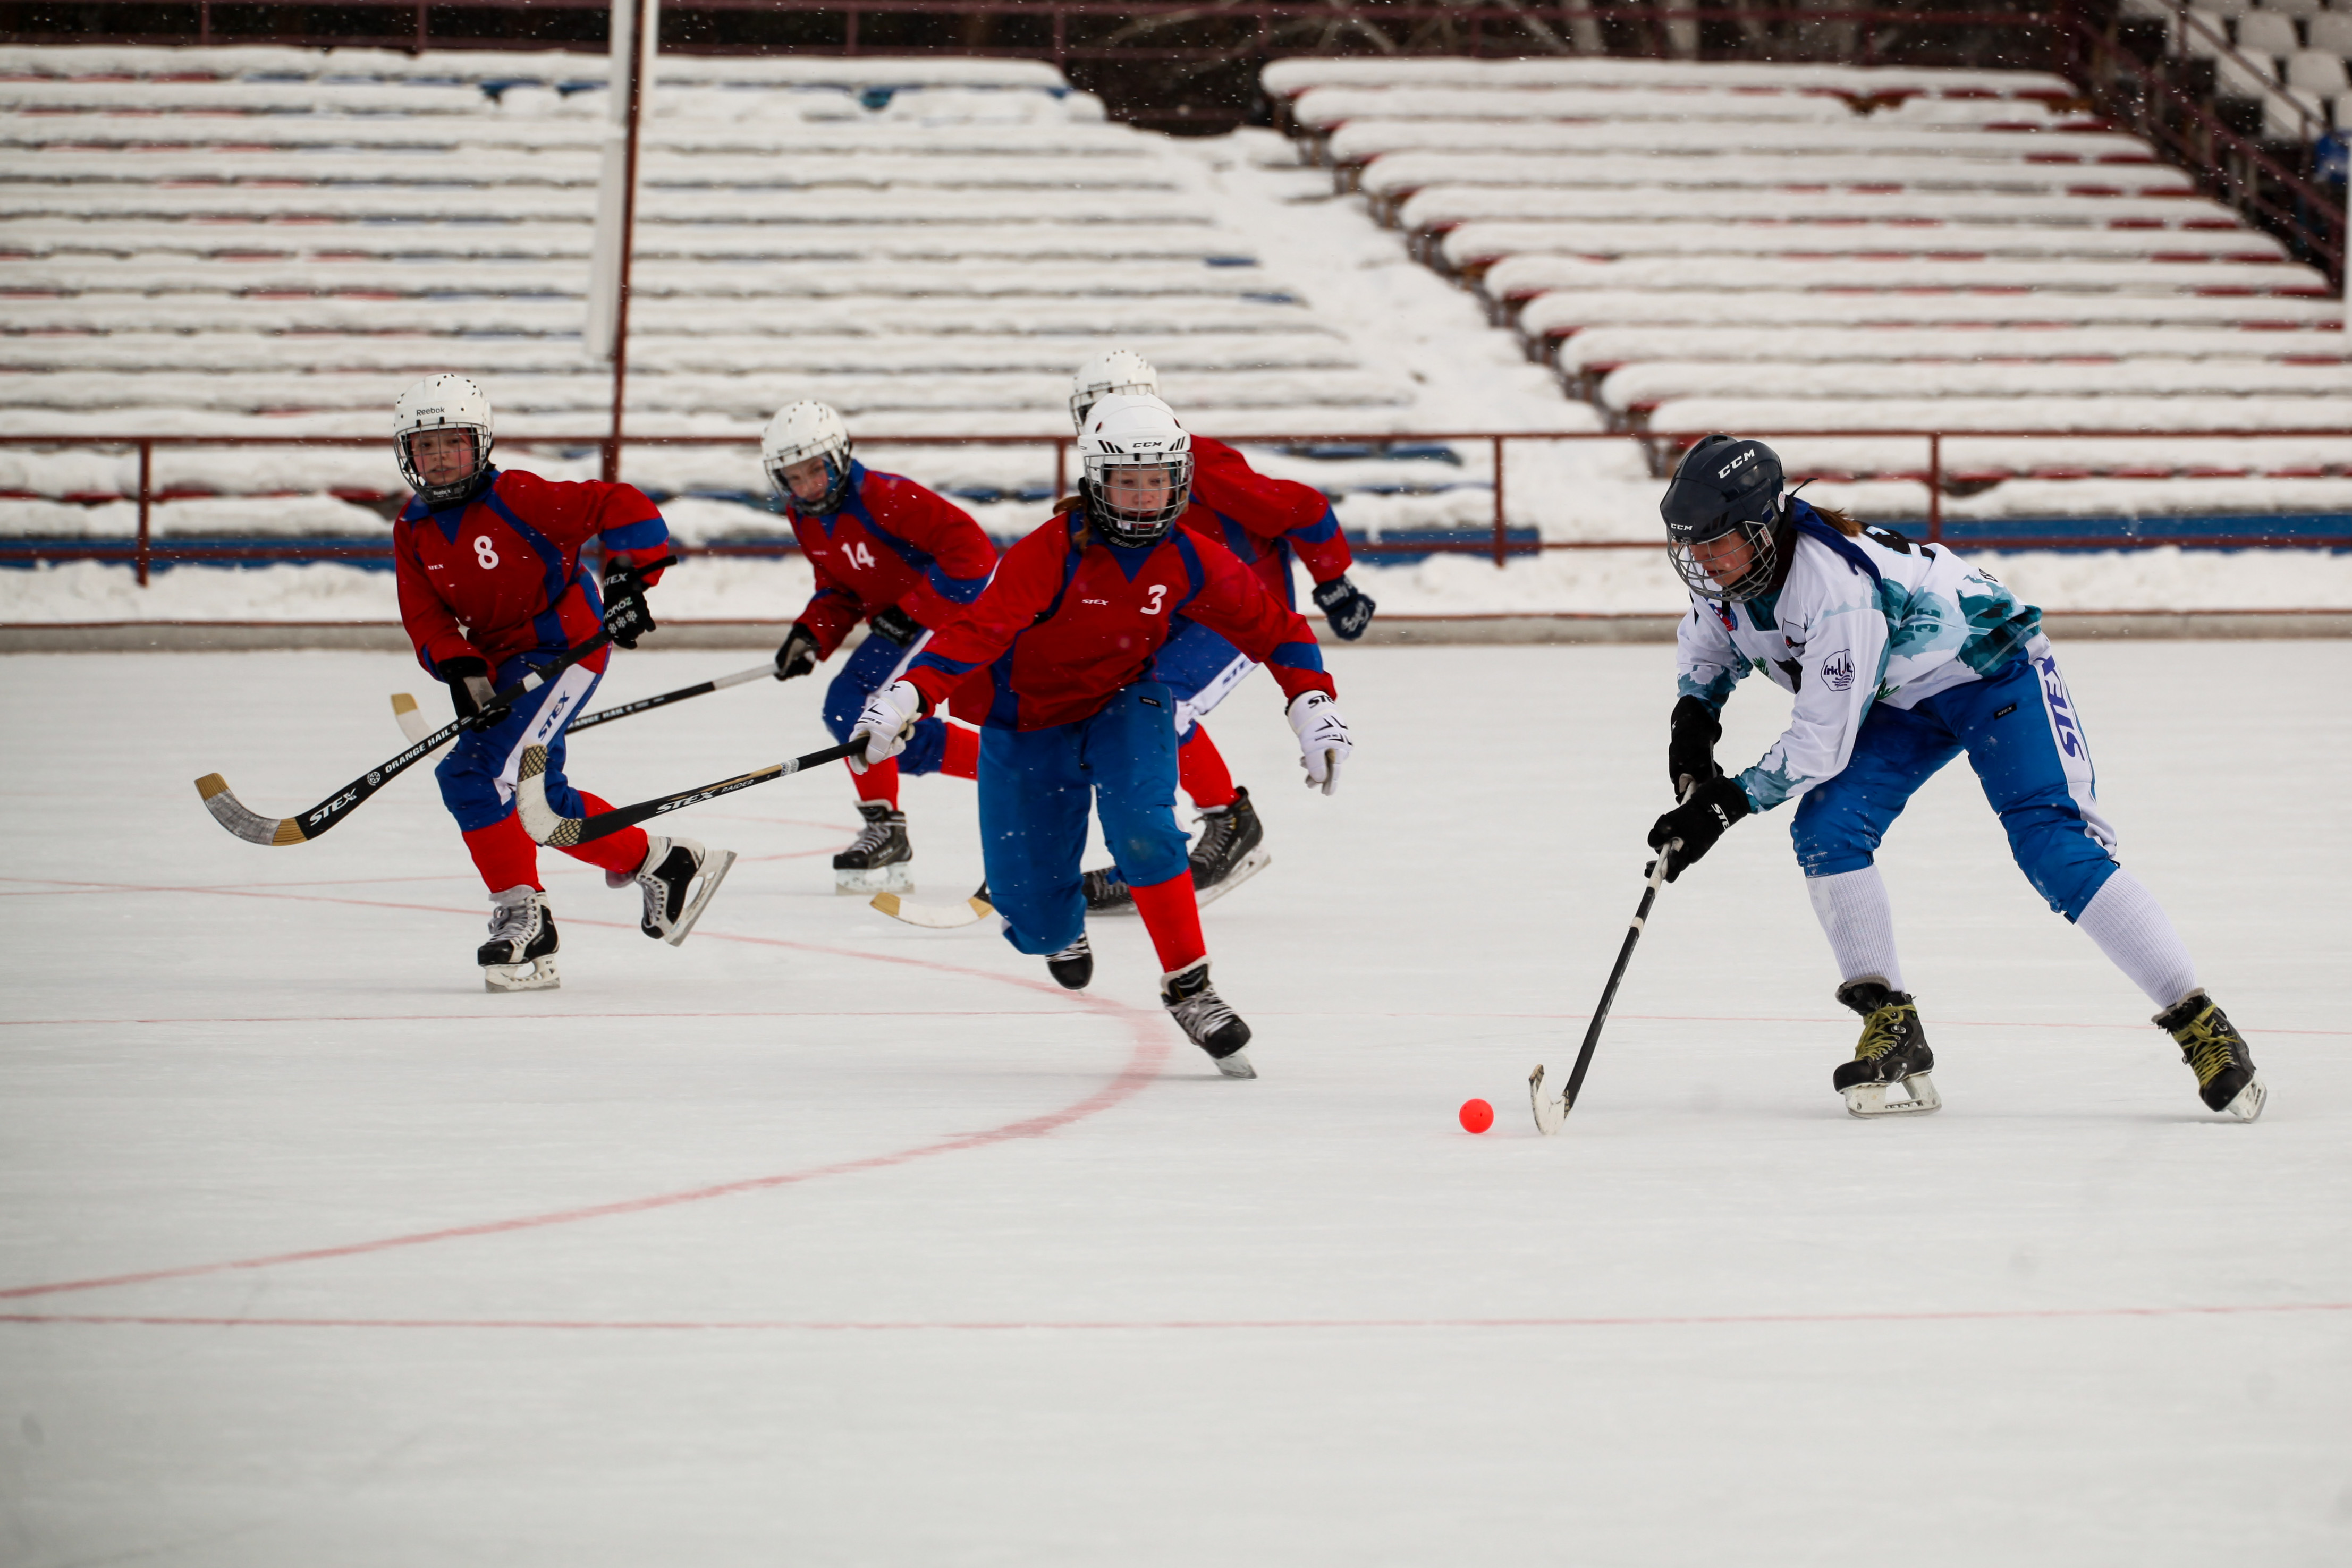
0, 879, 1174, 1303
2, 1010, 1081, 1027
5, 1301, 2348, 1334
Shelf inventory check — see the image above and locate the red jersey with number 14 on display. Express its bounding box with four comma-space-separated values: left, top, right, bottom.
786, 461, 999, 656
394, 467, 669, 675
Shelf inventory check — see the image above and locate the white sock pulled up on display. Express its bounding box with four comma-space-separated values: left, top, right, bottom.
2076, 869, 2198, 1009
1806, 866, 1906, 995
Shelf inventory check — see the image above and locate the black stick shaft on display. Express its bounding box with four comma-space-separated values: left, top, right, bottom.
1562, 864, 1665, 1112
551, 738, 867, 844
566, 663, 769, 733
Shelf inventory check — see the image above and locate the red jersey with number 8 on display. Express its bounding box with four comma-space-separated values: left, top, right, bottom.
394, 468, 670, 675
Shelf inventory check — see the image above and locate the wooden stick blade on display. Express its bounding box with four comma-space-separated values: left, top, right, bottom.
1529, 1064, 1566, 1136
870, 892, 995, 929
194, 774, 304, 846
390, 693, 435, 746
513, 745, 581, 847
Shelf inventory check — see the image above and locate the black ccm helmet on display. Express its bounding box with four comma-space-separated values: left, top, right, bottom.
1660, 434, 1788, 604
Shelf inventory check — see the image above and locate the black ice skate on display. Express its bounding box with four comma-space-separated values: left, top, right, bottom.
1162, 959, 1255, 1078
833, 799, 912, 895
2155, 989, 2265, 1121
478, 885, 559, 993
1078, 787, 1270, 915
613, 834, 736, 946
1046, 933, 1094, 991
1832, 978, 1940, 1117
1186, 786, 1268, 905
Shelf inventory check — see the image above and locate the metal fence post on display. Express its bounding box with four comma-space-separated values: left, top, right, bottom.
136, 439, 153, 588
1492, 434, 1507, 568
1054, 436, 1067, 500
1927, 432, 1943, 545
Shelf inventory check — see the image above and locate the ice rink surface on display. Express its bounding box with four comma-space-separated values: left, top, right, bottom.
2, 641, 2347, 1565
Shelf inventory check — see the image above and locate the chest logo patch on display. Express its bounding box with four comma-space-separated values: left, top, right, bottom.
1821, 649, 1856, 692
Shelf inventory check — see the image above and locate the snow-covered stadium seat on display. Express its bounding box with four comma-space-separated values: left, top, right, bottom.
0, 45, 1432, 539
1264, 54, 2351, 489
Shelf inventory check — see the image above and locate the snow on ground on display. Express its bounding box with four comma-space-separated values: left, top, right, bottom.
1, 643, 2345, 1564
9, 545, 2352, 623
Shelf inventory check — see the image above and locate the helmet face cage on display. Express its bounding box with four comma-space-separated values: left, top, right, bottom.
1082, 450, 1194, 548
394, 423, 492, 511
1666, 507, 1784, 604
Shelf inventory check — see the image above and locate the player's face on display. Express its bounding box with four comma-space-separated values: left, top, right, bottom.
781, 455, 833, 505
1691, 529, 1755, 589
1104, 463, 1174, 519
408, 428, 476, 486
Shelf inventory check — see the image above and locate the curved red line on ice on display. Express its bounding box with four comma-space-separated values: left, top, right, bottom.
0, 883, 1173, 1302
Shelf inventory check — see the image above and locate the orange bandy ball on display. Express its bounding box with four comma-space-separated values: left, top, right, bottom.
1459, 1098, 1495, 1134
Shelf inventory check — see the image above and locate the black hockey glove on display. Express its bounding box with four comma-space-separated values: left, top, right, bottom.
1312, 574, 1377, 641
1667, 694, 1723, 794
437, 655, 496, 722
773, 622, 820, 682
868, 603, 923, 647
600, 554, 673, 650
1647, 774, 1750, 884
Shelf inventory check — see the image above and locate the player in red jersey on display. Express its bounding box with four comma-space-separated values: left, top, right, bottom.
849, 394, 1355, 1077
760, 401, 998, 894
1064, 350, 1378, 912
391, 375, 733, 991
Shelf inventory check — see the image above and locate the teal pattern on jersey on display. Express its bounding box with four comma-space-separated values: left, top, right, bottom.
1957, 570, 2040, 674
1679, 665, 1742, 709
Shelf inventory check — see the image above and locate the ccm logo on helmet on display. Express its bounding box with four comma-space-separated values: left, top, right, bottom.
1716, 450, 1756, 479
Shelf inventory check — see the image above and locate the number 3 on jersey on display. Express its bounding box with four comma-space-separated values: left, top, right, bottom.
473, 535, 500, 570
1144, 583, 1167, 615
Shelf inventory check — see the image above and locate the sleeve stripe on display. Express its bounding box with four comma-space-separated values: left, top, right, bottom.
912, 651, 984, 679
927, 567, 993, 605
1293, 507, 1341, 544
600, 518, 666, 550
1266, 640, 1325, 672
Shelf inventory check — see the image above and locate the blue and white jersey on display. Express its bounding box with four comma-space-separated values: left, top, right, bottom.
1676, 502, 2041, 811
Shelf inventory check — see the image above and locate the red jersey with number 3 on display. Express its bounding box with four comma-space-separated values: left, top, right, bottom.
907, 505, 1335, 731
394, 467, 670, 675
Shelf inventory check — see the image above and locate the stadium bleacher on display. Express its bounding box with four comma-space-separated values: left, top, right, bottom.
2118, 0, 2352, 143
1263, 52, 2351, 499
0, 46, 1435, 553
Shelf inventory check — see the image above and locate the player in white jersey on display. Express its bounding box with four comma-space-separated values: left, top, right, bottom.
1644, 435, 2263, 1121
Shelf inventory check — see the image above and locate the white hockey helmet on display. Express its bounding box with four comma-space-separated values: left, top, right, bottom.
761, 400, 854, 514
1079, 392, 1192, 548
393, 374, 494, 509
1069, 347, 1160, 429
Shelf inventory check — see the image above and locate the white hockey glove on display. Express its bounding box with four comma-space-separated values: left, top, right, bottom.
1287, 690, 1351, 795
850, 679, 925, 774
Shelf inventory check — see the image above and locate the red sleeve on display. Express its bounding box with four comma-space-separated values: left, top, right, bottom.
884, 478, 1000, 628
792, 516, 866, 659
902, 514, 1073, 710
393, 522, 481, 675
498, 470, 672, 583
1179, 536, 1338, 709
1190, 436, 1354, 583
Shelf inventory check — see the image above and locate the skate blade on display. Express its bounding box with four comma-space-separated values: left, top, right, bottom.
1213, 1047, 1258, 1080
1193, 847, 1271, 910
1529, 1064, 1566, 1135
484, 957, 560, 993
2218, 1070, 2266, 1123
870, 891, 993, 929
1843, 1071, 1941, 1118
836, 862, 913, 895
662, 849, 735, 948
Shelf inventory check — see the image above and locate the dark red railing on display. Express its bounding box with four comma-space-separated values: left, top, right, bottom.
5, 429, 2347, 585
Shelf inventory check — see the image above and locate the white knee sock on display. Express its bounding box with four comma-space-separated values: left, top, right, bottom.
1806, 866, 1906, 994
2076, 870, 2197, 1010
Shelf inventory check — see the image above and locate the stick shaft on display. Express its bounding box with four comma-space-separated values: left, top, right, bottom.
1562, 867, 1664, 1111
566, 662, 773, 733
553, 738, 866, 844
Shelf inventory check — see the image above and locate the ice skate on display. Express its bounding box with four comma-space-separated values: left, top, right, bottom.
1187, 785, 1269, 907
612, 834, 735, 947
478, 885, 559, 992
1046, 933, 1093, 991
2156, 989, 2265, 1122
1832, 978, 1940, 1117
833, 799, 912, 894
1162, 959, 1255, 1077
